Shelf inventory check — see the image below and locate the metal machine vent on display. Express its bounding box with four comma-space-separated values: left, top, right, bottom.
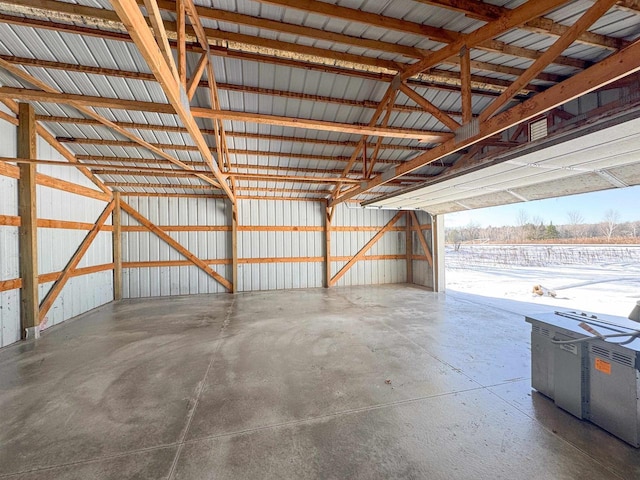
541, 328, 550, 337
530, 118, 548, 141
591, 344, 611, 358
612, 352, 634, 368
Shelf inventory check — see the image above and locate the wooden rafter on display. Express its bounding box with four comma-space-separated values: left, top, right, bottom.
400, 0, 571, 80
415, 0, 628, 50
120, 200, 232, 290
329, 211, 404, 287
0, 99, 111, 195
39, 200, 115, 323
0, 59, 222, 191
0, 1, 584, 88
335, 37, 640, 206
109, 0, 234, 201
479, 0, 619, 122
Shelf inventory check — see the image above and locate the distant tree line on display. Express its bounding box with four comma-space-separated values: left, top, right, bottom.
446, 209, 640, 246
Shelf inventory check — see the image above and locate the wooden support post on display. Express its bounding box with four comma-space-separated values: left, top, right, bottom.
324, 204, 333, 288
405, 211, 412, 284
112, 191, 122, 300
17, 102, 39, 339
231, 201, 238, 293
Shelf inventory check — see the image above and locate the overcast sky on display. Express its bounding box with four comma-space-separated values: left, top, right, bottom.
445, 185, 640, 228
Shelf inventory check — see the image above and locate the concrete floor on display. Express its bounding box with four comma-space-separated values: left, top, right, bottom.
0, 285, 639, 479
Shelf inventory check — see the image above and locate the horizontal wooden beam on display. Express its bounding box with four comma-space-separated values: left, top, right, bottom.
0, 263, 114, 293
122, 254, 406, 268
0, 278, 22, 293
40, 116, 434, 151
0, 87, 450, 141
38, 263, 115, 285
1, 159, 113, 201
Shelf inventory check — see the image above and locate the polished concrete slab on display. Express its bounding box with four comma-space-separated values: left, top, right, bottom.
0, 285, 638, 479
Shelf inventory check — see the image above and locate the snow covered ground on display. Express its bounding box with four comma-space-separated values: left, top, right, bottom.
445, 244, 640, 318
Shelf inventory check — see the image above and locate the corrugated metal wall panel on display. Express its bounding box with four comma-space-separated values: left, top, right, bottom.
0, 110, 114, 345
0, 110, 20, 347
36, 141, 113, 329
331, 205, 407, 287
412, 210, 434, 289
412, 261, 433, 288
38, 271, 113, 329
122, 196, 231, 297
237, 199, 324, 291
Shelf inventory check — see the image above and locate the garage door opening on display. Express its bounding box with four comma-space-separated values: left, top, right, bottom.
444, 186, 640, 317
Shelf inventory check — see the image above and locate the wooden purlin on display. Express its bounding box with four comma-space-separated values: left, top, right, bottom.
0, 86, 452, 142
0, 54, 515, 105
7, 0, 608, 70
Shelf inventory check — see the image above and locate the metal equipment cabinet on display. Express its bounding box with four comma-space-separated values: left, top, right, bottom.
526, 311, 640, 447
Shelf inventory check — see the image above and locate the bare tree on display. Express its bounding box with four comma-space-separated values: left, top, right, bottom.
600, 209, 620, 242
566, 210, 585, 239
516, 209, 529, 242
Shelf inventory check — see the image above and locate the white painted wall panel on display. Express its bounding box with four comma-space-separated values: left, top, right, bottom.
122, 196, 231, 298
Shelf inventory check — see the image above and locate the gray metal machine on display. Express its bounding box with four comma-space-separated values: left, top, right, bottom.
526, 309, 640, 447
